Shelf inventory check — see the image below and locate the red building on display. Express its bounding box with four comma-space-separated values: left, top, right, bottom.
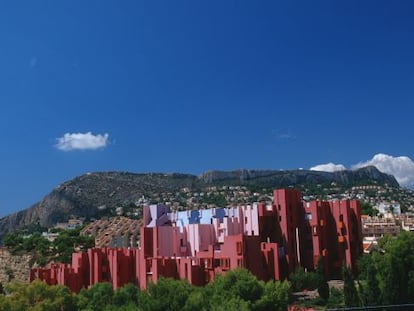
30, 189, 363, 292
273, 189, 363, 278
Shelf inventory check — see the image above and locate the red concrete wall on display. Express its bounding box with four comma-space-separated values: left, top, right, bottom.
273, 189, 303, 276
30, 188, 363, 292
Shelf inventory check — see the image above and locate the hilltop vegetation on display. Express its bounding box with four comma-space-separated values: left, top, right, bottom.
3, 227, 94, 266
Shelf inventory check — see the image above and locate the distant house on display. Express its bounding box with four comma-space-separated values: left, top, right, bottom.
361, 216, 401, 238
375, 202, 401, 217
55, 219, 84, 230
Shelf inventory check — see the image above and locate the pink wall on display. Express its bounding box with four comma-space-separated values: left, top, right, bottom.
187, 224, 216, 256
30, 188, 363, 292
242, 204, 260, 236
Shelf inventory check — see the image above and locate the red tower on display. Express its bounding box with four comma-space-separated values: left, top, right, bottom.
273, 189, 303, 277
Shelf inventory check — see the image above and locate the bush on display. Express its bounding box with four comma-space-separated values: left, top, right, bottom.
326, 287, 344, 308
289, 269, 319, 292
317, 280, 330, 300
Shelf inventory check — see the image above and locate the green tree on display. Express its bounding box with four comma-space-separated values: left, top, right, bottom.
3, 233, 24, 250
316, 256, 329, 300
206, 268, 264, 309
360, 256, 380, 306
112, 283, 140, 307
360, 202, 378, 216
53, 228, 94, 263
183, 288, 208, 311
381, 231, 414, 304
4, 280, 76, 311
76, 282, 114, 311
140, 278, 193, 311
326, 287, 344, 309
361, 232, 414, 305
343, 266, 359, 307
212, 297, 250, 311
0, 294, 12, 311
289, 268, 319, 291
102, 303, 140, 311
254, 280, 291, 311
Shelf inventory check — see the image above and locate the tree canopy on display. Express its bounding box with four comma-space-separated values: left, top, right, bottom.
3, 231, 414, 310
0, 269, 292, 311
359, 231, 414, 305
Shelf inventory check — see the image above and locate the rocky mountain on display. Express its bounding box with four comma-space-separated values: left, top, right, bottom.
199, 166, 398, 187
0, 166, 398, 240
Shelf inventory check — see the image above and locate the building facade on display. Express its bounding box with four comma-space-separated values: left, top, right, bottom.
30, 189, 363, 292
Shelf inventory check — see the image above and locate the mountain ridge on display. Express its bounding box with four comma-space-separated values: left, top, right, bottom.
0, 166, 399, 239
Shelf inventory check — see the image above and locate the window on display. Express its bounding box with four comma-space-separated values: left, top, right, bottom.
204, 259, 212, 269
237, 259, 243, 267
214, 259, 220, 268
236, 241, 242, 255
221, 258, 230, 269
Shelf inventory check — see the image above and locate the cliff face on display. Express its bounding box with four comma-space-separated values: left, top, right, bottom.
0, 248, 32, 284
198, 166, 399, 188
0, 166, 399, 239
0, 172, 198, 235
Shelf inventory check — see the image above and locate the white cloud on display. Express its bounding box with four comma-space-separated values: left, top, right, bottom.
310, 162, 346, 173
55, 132, 109, 151
279, 133, 295, 140
272, 129, 296, 141
352, 153, 414, 188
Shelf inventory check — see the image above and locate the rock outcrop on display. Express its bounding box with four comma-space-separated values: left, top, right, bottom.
199, 166, 398, 187
0, 248, 32, 284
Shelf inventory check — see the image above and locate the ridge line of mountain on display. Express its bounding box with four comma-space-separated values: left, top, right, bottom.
0, 166, 399, 240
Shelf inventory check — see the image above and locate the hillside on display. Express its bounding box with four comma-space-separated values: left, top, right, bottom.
0, 166, 399, 239
199, 165, 397, 187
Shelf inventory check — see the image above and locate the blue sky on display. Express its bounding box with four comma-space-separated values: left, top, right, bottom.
1, 1, 414, 217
